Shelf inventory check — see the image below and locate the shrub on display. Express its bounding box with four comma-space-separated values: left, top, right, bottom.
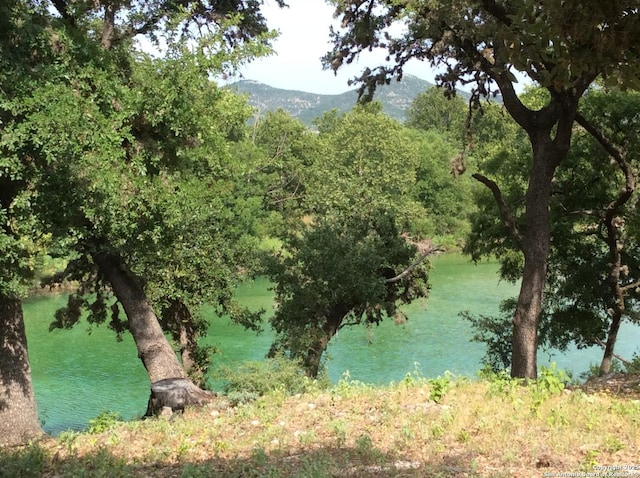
214, 354, 329, 398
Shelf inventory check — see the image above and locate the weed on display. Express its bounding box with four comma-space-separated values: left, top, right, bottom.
88, 410, 123, 434
431, 423, 445, 438
546, 407, 570, 427
457, 430, 470, 443
0, 443, 47, 478
482, 368, 523, 400
582, 449, 600, 471
604, 435, 625, 453
180, 463, 216, 478
215, 354, 329, 398
428, 372, 452, 403
333, 370, 371, 398
251, 446, 269, 467
530, 363, 570, 414
535, 363, 569, 395
355, 432, 385, 465
57, 430, 79, 452
330, 420, 347, 447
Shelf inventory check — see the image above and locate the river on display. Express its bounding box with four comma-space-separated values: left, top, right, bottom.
24, 254, 640, 435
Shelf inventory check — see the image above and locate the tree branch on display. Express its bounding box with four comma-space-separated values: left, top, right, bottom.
51, 0, 75, 26
594, 338, 631, 365
384, 246, 443, 284
472, 173, 523, 247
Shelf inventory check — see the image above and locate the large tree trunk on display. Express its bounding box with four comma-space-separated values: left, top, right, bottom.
92, 251, 187, 383
304, 307, 346, 378
510, 150, 555, 379
600, 314, 622, 374
0, 295, 44, 446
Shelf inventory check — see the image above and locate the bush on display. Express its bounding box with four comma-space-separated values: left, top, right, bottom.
88, 410, 123, 434
214, 354, 329, 399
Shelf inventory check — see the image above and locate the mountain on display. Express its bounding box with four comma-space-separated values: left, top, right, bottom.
227, 74, 437, 126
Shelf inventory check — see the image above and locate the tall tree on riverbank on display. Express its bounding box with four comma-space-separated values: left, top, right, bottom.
1, 0, 284, 420
267, 105, 432, 377
326, 0, 640, 378
36, 0, 281, 386
0, 0, 52, 445
464, 88, 640, 375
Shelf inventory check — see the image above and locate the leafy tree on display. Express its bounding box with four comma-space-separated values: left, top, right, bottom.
407, 128, 474, 241
266, 105, 432, 377
465, 88, 640, 375
1, 0, 283, 420
0, 0, 56, 445
237, 108, 320, 236
406, 86, 467, 144
543, 89, 640, 374
325, 0, 640, 378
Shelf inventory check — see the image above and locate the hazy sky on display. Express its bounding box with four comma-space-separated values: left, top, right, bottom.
231, 0, 437, 95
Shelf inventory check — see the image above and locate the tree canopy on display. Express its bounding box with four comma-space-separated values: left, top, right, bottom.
325, 0, 640, 378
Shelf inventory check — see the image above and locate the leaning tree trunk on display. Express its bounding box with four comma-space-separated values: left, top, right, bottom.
93, 251, 214, 415
0, 295, 43, 446
303, 307, 346, 378
92, 251, 187, 383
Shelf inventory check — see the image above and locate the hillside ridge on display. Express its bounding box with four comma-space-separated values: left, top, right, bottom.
227, 74, 438, 125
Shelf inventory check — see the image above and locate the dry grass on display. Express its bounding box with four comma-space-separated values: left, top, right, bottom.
2, 373, 640, 477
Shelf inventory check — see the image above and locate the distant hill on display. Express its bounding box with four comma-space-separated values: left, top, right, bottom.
227, 74, 438, 126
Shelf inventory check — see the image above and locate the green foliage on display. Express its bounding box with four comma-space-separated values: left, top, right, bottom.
406, 86, 467, 143
88, 411, 123, 435
427, 372, 453, 403
0, 443, 47, 478
534, 364, 569, 396
462, 299, 515, 372
265, 105, 432, 377
215, 354, 328, 399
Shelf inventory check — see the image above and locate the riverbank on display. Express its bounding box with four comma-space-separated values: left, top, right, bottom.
2, 374, 639, 477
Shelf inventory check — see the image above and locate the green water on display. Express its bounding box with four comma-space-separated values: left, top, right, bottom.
23, 254, 640, 435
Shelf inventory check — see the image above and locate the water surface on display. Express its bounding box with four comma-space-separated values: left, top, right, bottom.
24, 254, 640, 434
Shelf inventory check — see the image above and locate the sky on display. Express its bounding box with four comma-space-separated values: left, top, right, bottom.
230, 0, 437, 95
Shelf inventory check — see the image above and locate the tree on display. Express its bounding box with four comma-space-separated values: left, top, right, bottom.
266, 105, 432, 377
325, 0, 640, 378
0, 0, 58, 445
464, 88, 640, 376
543, 89, 640, 374
2, 0, 284, 417
406, 86, 467, 144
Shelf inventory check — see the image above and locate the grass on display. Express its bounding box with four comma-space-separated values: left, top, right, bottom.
2, 371, 640, 477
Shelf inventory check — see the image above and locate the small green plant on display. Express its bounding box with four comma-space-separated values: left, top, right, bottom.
250, 446, 269, 467
333, 370, 371, 398
604, 435, 625, 453
625, 351, 640, 373
581, 449, 600, 471
57, 430, 79, 452
457, 430, 470, 443
428, 372, 452, 403
401, 362, 427, 387
330, 420, 347, 447
88, 410, 123, 434
354, 433, 384, 464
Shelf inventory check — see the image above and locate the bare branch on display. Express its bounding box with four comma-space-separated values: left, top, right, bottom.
472, 173, 523, 247
384, 246, 443, 284
621, 280, 640, 293
594, 338, 631, 365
